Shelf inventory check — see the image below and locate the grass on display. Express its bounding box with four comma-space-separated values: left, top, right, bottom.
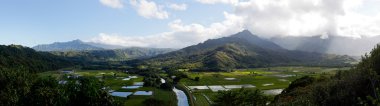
181, 66, 349, 106
194, 94, 210, 106
124, 87, 177, 106
38, 70, 177, 106
37, 67, 349, 106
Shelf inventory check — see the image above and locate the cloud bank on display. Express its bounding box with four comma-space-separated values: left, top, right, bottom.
130, 0, 169, 19
92, 0, 380, 48
99, 0, 124, 9
168, 3, 187, 11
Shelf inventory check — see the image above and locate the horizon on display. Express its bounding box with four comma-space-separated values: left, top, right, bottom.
1, 0, 380, 48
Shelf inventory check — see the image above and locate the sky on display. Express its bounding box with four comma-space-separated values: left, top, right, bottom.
0, 0, 380, 48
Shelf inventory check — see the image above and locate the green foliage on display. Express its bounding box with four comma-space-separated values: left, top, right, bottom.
213, 88, 269, 106
142, 98, 166, 106
160, 78, 174, 90
0, 68, 34, 105
0, 45, 71, 73
64, 77, 114, 106
272, 44, 380, 106
194, 76, 200, 81
0, 68, 115, 106
282, 76, 315, 93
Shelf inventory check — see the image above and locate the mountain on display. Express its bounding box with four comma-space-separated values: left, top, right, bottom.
33, 39, 104, 51
270, 35, 380, 56
143, 30, 356, 71
0, 45, 71, 72
86, 42, 127, 49
50, 47, 175, 62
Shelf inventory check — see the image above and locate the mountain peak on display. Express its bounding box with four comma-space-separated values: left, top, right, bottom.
240, 29, 253, 35
69, 39, 84, 44
228, 30, 283, 50
33, 39, 103, 51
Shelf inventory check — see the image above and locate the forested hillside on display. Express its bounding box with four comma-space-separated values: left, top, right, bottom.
272, 44, 380, 105
0, 45, 115, 105
0, 45, 71, 72
143, 30, 356, 71
50, 47, 175, 62
33, 39, 103, 51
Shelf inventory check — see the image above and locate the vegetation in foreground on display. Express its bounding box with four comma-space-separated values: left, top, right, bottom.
0, 68, 115, 106
271, 45, 380, 105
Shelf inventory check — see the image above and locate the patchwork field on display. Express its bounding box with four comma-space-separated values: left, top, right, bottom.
38, 70, 177, 106
38, 67, 349, 106
181, 66, 349, 106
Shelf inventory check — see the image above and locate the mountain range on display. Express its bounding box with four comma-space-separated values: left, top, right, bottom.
33, 39, 104, 51
32, 39, 175, 61
142, 30, 356, 71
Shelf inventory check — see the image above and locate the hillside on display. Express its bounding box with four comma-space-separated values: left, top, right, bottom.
272, 44, 380, 105
50, 47, 175, 62
33, 39, 104, 51
0, 45, 71, 72
143, 30, 356, 71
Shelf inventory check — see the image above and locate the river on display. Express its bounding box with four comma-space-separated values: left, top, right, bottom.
173, 87, 189, 106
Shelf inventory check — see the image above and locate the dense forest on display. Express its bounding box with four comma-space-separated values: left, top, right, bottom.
0, 45, 71, 73
0, 45, 116, 105
271, 44, 380, 105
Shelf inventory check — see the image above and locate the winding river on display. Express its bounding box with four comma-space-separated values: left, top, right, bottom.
173, 87, 189, 106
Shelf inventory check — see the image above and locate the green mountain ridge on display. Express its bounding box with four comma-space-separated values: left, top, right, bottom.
33, 39, 104, 51
0, 45, 71, 72
142, 30, 356, 71
50, 47, 175, 62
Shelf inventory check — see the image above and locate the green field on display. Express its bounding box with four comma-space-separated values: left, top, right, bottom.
181, 66, 349, 106
38, 70, 177, 106
37, 67, 349, 106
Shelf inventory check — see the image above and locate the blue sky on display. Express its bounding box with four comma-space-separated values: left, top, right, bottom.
0, 0, 379, 48
0, 0, 231, 47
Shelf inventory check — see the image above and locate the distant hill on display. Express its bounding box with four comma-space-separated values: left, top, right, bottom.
50, 47, 175, 62
86, 42, 127, 49
143, 30, 356, 71
33, 39, 104, 51
0, 45, 71, 72
270, 35, 380, 56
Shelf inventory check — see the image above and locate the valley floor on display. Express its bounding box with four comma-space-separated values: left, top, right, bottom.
179, 66, 349, 106
38, 66, 348, 106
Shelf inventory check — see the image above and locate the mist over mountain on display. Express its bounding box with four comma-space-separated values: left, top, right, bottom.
32, 39, 176, 61
33, 39, 104, 51
271, 35, 380, 56
143, 30, 355, 71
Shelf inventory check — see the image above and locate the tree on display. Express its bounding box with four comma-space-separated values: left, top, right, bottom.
64, 77, 114, 106
143, 98, 166, 106
194, 77, 200, 81
213, 88, 269, 106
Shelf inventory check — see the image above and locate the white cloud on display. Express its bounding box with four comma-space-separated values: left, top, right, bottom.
92, 0, 380, 48
233, 0, 380, 38
168, 3, 187, 11
196, 0, 239, 5
130, 0, 169, 19
99, 0, 124, 9
90, 12, 244, 48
